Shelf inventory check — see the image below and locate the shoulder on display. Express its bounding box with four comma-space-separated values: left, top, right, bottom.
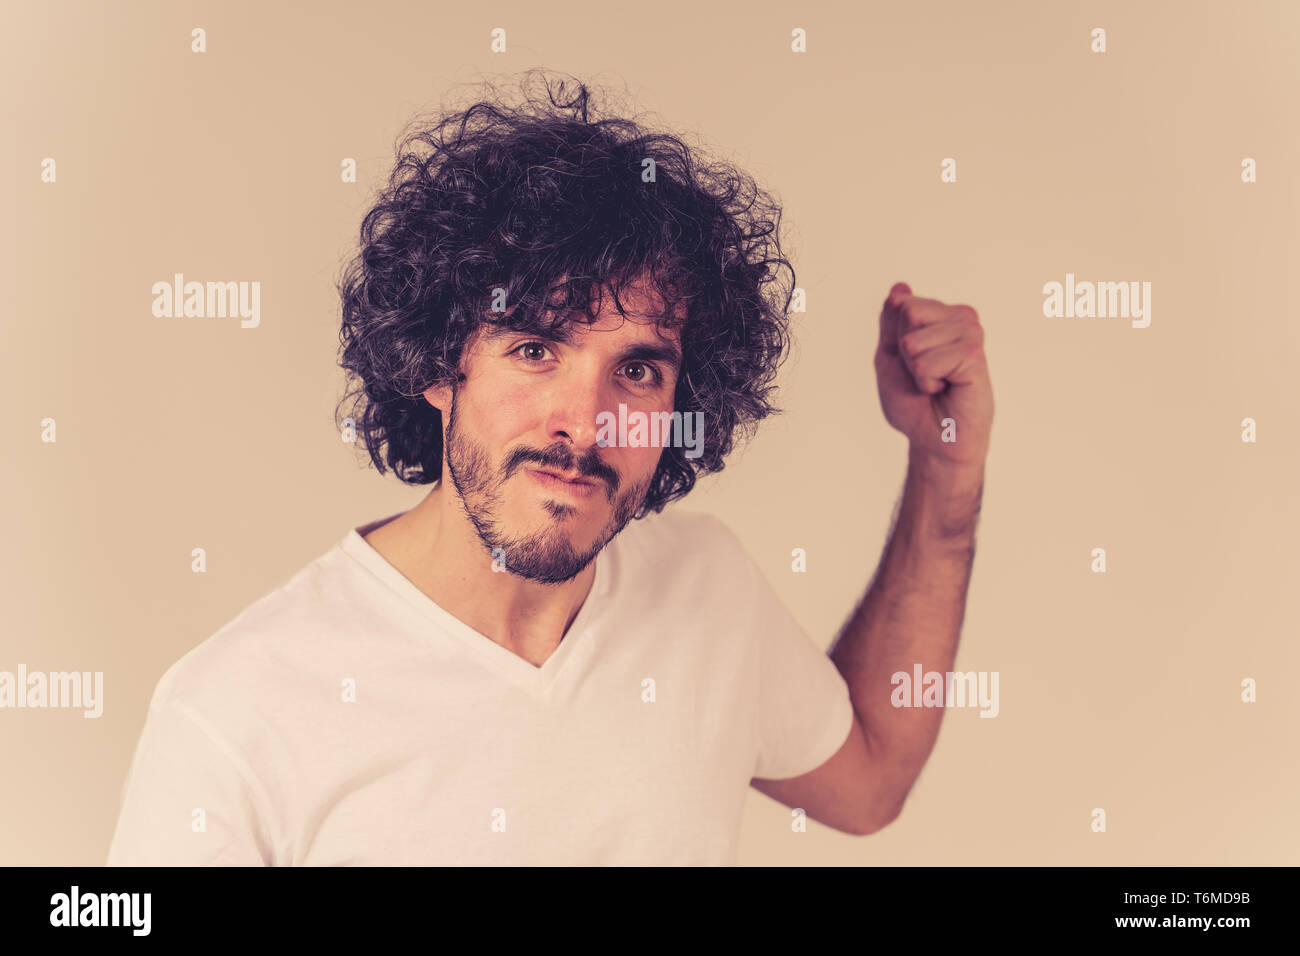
616, 505, 742, 549
148, 543, 351, 716
610, 507, 754, 577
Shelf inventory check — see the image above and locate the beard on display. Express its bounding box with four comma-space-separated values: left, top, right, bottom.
443, 390, 649, 584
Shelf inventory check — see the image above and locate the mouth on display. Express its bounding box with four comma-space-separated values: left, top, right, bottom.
527, 467, 600, 498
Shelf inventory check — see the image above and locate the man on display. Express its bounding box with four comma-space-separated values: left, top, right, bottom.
107, 72, 992, 865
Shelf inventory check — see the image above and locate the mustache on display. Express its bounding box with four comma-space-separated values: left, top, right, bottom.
502, 443, 620, 492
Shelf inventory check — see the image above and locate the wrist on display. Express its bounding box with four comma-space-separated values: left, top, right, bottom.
904, 446, 985, 541
907, 444, 985, 490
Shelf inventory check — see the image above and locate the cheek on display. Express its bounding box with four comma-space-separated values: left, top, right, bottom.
465, 377, 543, 439
613, 443, 666, 479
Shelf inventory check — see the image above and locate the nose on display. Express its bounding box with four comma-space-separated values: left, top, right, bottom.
545, 382, 608, 453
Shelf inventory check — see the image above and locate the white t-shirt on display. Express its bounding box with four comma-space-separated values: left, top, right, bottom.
106, 506, 854, 866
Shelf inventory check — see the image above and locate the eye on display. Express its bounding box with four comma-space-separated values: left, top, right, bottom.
620, 361, 663, 387
511, 341, 555, 363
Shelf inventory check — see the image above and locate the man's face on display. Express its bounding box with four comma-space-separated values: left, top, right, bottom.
429, 284, 683, 584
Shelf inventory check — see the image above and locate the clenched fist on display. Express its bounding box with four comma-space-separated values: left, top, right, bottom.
875, 282, 994, 470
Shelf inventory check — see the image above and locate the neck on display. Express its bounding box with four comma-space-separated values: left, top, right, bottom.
365, 480, 598, 666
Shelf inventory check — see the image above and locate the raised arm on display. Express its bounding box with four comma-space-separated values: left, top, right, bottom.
750, 283, 993, 835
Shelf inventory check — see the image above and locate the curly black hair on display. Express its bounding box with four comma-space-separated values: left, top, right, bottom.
334, 69, 796, 519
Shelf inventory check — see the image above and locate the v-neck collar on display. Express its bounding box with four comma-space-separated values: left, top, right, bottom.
338, 510, 615, 698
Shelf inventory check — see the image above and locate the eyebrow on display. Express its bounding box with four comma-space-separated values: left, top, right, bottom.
481, 324, 683, 373
617, 342, 683, 372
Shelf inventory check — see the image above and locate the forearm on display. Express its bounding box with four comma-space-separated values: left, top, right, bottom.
830, 446, 984, 819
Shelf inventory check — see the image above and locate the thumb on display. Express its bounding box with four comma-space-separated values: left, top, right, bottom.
879, 281, 913, 353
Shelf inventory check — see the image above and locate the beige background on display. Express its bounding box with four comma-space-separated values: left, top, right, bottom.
3, 0, 1297, 865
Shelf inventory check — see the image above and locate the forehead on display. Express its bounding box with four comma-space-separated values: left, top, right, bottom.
474, 276, 685, 351
473, 314, 682, 366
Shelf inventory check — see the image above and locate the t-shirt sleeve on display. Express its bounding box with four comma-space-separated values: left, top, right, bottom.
708, 518, 856, 781
106, 696, 278, 866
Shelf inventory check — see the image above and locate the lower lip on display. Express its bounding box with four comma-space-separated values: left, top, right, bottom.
527, 469, 599, 498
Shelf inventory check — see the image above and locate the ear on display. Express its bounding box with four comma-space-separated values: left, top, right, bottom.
423, 381, 453, 412
426, 323, 484, 412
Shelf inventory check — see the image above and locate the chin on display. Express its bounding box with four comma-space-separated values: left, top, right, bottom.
510, 500, 595, 534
